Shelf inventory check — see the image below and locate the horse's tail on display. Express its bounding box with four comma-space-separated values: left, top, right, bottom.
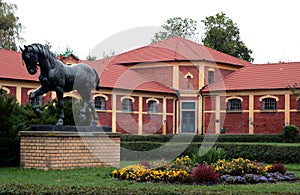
93, 69, 100, 90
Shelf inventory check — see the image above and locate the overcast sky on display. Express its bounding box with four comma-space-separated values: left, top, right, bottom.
7, 0, 300, 64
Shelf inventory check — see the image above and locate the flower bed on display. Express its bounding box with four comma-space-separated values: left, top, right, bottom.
112, 157, 297, 185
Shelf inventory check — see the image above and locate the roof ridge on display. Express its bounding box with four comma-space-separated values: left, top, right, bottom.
174, 37, 179, 60
201, 44, 252, 66
0, 49, 21, 54
177, 37, 205, 61
254, 61, 300, 66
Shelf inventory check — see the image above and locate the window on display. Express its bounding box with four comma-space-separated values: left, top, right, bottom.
262, 98, 276, 110
148, 100, 157, 113
208, 71, 214, 84
181, 101, 197, 133
122, 98, 133, 112
227, 99, 242, 111
95, 96, 106, 110
184, 72, 194, 89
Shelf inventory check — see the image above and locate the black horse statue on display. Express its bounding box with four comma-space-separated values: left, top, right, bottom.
20, 44, 100, 126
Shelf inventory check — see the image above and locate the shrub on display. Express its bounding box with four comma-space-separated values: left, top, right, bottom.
140, 159, 151, 169
191, 146, 226, 165
268, 162, 287, 174
192, 164, 219, 184
282, 125, 299, 143
215, 143, 300, 164
0, 89, 23, 166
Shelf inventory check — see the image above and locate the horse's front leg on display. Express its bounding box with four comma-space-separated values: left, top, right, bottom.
30, 86, 47, 117
55, 86, 64, 125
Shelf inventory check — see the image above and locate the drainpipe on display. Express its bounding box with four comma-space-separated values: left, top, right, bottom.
174, 90, 179, 134
199, 84, 209, 135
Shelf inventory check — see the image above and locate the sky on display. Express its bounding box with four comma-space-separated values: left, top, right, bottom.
6, 0, 300, 64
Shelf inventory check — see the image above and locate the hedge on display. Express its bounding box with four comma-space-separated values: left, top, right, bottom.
121, 142, 300, 164
121, 134, 300, 143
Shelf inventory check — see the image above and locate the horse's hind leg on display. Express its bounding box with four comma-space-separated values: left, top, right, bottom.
79, 101, 88, 124
55, 86, 64, 125
88, 100, 98, 127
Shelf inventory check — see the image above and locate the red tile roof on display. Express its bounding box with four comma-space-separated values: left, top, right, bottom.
0, 50, 176, 94
204, 62, 300, 92
83, 58, 176, 94
111, 36, 251, 67
0, 49, 39, 81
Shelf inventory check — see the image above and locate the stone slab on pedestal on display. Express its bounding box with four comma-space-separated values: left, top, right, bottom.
20, 125, 120, 170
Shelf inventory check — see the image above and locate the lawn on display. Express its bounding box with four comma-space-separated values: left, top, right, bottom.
0, 164, 300, 194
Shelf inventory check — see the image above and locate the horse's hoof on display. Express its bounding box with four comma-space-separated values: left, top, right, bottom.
56, 119, 64, 125
34, 109, 42, 117
79, 113, 86, 121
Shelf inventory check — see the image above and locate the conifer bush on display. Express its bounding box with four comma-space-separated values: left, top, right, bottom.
282, 125, 299, 143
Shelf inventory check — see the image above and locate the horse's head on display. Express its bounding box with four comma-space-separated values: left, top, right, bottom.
20, 45, 39, 75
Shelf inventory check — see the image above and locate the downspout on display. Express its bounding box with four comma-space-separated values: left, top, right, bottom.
174, 90, 179, 134
199, 84, 209, 135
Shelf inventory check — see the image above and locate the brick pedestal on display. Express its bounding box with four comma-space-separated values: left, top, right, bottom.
20, 129, 120, 170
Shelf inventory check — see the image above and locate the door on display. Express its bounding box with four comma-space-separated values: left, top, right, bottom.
181, 101, 197, 133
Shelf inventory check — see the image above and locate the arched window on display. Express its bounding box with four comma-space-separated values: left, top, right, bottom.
122, 98, 133, 112
0, 87, 10, 94
184, 72, 194, 89
227, 99, 242, 111
262, 98, 277, 110
95, 96, 106, 110
148, 100, 157, 113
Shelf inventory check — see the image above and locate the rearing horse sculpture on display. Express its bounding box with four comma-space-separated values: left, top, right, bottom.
20, 44, 100, 126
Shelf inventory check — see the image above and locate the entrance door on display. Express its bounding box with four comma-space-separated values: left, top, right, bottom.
181, 101, 197, 133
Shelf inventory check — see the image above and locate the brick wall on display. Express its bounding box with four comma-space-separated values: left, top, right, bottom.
131, 66, 173, 88
20, 131, 120, 170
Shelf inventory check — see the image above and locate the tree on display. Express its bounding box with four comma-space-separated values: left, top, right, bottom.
201, 12, 253, 62
152, 17, 198, 43
86, 54, 96, 61
0, 0, 23, 50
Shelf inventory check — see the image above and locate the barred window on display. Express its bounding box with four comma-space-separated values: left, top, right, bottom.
227, 99, 242, 111
148, 100, 157, 113
262, 98, 276, 110
122, 98, 133, 112
95, 96, 106, 110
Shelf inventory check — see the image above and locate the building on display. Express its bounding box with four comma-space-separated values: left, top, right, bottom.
202, 62, 300, 134
0, 36, 299, 134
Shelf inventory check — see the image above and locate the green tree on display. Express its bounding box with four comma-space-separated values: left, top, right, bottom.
0, 0, 23, 50
86, 54, 96, 61
152, 17, 198, 43
201, 12, 253, 62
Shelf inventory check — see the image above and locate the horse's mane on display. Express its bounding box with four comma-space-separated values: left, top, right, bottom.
29, 43, 58, 68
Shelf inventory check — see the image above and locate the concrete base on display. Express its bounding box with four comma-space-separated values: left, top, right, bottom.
20, 125, 120, 170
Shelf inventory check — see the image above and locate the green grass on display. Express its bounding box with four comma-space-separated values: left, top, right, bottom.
0, 164, 300, 194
